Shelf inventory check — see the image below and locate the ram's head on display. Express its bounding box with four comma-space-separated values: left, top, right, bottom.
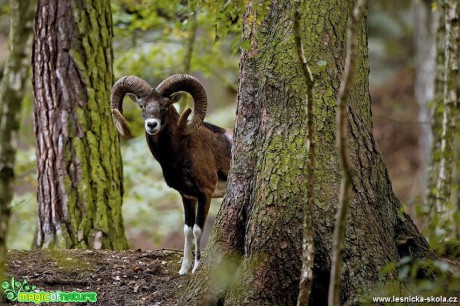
110, 74, 207, 137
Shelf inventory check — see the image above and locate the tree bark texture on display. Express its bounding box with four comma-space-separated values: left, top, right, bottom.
0, 0, 36, 280
443, 1, 460, 239
181, 1, 431, 305
33, 0, 128, 250
426, 0, 459, 238
426, 3, 446, 231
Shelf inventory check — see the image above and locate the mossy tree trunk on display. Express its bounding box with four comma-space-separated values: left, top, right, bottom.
180, 1, 431, 305
32, 0, 128, 250
0, 0, 36, 281
442, 0, 459, 239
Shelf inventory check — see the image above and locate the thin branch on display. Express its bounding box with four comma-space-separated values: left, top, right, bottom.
294, 1, 315, 305
179, 0, 198, 110
328, 1, 366, 305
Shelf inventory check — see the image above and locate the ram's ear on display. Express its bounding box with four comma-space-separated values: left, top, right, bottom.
127, 93, 140, 104
169, 91, 186, 104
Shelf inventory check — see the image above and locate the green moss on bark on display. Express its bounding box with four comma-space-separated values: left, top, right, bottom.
33, 0, 127, 250
181, 0, 430, 305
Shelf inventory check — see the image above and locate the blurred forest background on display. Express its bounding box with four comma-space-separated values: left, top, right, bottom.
0, 0, 434, 250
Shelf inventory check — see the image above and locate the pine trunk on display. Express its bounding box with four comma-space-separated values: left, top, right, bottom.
0, 0, 36, 280
32, 0, 128, 250
181, 1, 431, 305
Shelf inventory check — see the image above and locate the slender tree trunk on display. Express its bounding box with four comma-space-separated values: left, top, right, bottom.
184, 0, 197, 75
413, 0, 436, 207
0, 0, 36, 281
33, 0, 128, 250
435, 0, 458, 223
426, 0, 459, 238
443, 1, 460, 239
181, 1, 431, 305
426, 4, 446, 231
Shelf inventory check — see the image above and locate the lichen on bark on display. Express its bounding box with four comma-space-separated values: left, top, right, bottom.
181, 0, 431, 305
33, 0, 128, 250
426, 0, 459, 239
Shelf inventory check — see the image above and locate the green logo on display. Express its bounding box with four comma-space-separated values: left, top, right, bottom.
2, 277, 97, 304
2, 277, 37, 302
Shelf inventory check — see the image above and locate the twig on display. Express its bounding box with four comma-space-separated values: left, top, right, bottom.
160, 248, 184, 253
328, 1, 366, 306
293, 1, 315, 305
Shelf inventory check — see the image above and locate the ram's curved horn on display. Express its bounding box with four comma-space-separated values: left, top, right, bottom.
155, 74, 207, 135
110, 76, 152, 137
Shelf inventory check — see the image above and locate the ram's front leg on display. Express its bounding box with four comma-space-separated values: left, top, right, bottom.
192, 192, 212, 273
179, 196, 196, 275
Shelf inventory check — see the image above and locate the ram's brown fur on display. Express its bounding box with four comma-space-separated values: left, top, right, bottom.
110, 74, 232, 274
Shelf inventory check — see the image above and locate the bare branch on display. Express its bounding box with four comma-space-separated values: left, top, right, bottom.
293, 1, 315, 305
328, 0, 366, 305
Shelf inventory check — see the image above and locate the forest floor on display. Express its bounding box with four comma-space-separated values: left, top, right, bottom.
3, 249, 460, 306
3, 249, 187, 305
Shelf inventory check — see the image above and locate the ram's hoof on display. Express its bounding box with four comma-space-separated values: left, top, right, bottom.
178, 268, 189, 275
179, 260, 192, 275
192, 260, 200, 273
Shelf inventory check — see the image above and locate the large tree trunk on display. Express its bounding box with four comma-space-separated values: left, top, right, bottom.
181, 1, 430, 305
32, 0, 128, 250
0, 0, 36, 281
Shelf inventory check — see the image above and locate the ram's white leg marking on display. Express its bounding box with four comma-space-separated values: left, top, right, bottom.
192, 225, 202, 273
179, 225, 193, 275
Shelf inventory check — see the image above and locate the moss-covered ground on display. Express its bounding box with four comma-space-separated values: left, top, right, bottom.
3, 249, 188, 305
